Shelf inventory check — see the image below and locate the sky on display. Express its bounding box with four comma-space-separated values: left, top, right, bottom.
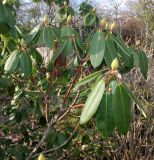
23, 0, 129, 12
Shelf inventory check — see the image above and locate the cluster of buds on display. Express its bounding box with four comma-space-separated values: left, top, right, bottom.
99, 18, 116, 31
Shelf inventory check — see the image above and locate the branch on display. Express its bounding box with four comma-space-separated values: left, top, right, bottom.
57, 90, 80, 123
26, 88, 81, 160
31, 122, 80, 159
63, 67, 81, 104
26, 116, 59, 160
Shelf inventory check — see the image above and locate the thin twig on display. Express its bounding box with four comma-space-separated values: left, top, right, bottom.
57, 90, 80, 123
31, 122, 80, 159
26, 116, 59, 160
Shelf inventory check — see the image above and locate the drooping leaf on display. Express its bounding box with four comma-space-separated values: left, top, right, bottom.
84, 12, 96, 26
30, 49, 43, 65
4, 50, 20, 74
63, 39, 73, 55
43, 26, 54, 49
61, 25, 73, 37
36, 27, 45, 45
96, 93, 115, 138
110, 33, 130, 65
80, 79, 105, 124
123, 83, 147, 118
73, 70, 103, 92
104, 36, 118, 67
112, 83, 132, 134
0, 2, 16, 38
109, 80, 118, 94
52, 26, 61, 39
133, 53, 139, 66
25, 24, 40, 44
50, 41, 67, 64
138, 51, 148, 79
19, 52, 32, 77
0, 77, 12, 88
79, 2, 93, 16
89, 31, 105, 68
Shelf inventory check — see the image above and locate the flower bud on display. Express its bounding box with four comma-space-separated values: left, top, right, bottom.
99, 18, 107, 28
93, 8, 96, 13
67, 15, 72, 24
105, 22, 109, 29
111, 58, 119, 71
135, 39, 141, 46
38, 153, 46, 160
43, 15, 48, 24
64, 1, 67, 6
110, 22, 116, 31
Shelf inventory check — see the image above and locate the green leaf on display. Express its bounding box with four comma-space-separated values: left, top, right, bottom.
123, 83, 147, 118
20, 52, 32, 77
43, 26, 54, 49
52, 26, 61, 39
58, 132, 67, 145
61, 25, 73, 37
109, 80, 118, 94
30, 49, 43, 65
104, 36, 118, 67
0, 77, 12, 88
133, 53, 139, 66
25, 24, 40, 44
110, 33, 130, 65
73, 70, 103, 92
84, 13, 96, 26
80, 79, 105, 124
50, 41, 67, 64
96, 93, 115, 138
112, 83, 132, 134
4, 50, 20, 74
63, 39, 72, 55
138, 52, 148, 79
36, 27, 45, 45
89, 31, 105, 68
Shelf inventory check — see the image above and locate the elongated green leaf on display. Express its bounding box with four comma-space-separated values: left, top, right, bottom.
104, 36, 118, 67
30, 49, 43, 65
138, 52, 148, 79
110, 33, 130, 64
52, 26, 61, 39
96, 93, 115, 138
51, 41, 67, 64
73, 70, 103, 92
89, 31, 105, 68
20, 52, 32, 77
112, 83, 131, 134
84, 13, 96, 26
61, 25, 73, 37
133, 53, 139, 66
4, 50, 20, 74
25, 24, 40, 44
73, 29, 84, 51
80, 79, 105, 124
123, 83, 147, 118
63, 39, 73, 55
43, 26, 54, 49
36, 27, 45, 45
109, 80, 118, 94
